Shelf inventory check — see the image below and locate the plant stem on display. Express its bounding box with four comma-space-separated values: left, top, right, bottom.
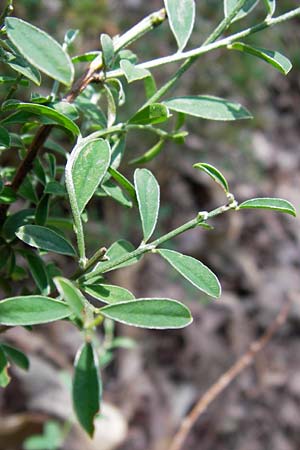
0, 9, 167, 228
105, 7, 300, 82
80, 203, 236, 282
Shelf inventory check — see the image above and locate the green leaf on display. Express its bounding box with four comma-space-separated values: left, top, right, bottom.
193, 163, 229, 193
44, 181, 66, 196
100, 34, 114, 68
0, 75, 29, 86
100, 298, 193, 329
134, 169, 160, 243
0, 126, 11, 149
24, 252, 50, 295
2, 103, 80, 136
130, 138, 165, 165
66, 138, 111, 214
53, 102, 79, 121
163, 96, 252, 121
263, 0, 275, 17
16, 225, 77, 256
103, 84, 116, 127
0, 347, 10, 388
73, 342, 101, 437
2, 209, 34, 241
83, 284, 135, 304
158, 249, 221, 298
72, 51, 101, 64
102, 180, 133, 208
35, 194, 50, 226
0, 186, 17, 204
5, 17, 74, 85
120, 59, 150, 83
238, 197, 296, 216
228, 42, 292, 75
108, 167, 136, 203
19, 177, 38, 204
164, 0, 195, 51
0, 347, 7, 372
0, 295, 71, 325
224, 0, 259, 22
93, 239, 141, 273
129, 103, 170, 125
2, 344, 29, 371
5, 52, 41, 85
54, 277, 85, 319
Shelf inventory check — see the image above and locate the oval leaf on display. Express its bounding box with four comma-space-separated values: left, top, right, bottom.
2, 344, 29, 371
163, 96, 252, 121
73, 343, 101, 437
54, 277, 85, 319
83, 284, 135, 304
66, 138, 111, 214
134, 169, 160, 243
0, 126, 11, 149
6, 17, 74, 85
224, 0, 259, 22
5, 51, 41, 85
2, 209, 34, 241
238, 198, 296, 216
229, 42, 292, 75
129, 103, 170, 125
120, 59, 150, 83
164, 0, 195, 51
2, 103, 80, 136
158, 249, 221, 298
0, 296, 71, 325
16, 225, 76, 256
193, 163, 229, 193
24, 252, 50, 295
100, 298, 192, 329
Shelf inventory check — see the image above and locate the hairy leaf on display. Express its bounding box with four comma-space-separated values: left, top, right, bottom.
6, 17, 74, 85
54, 277, 85, 319
0, 296, 71, 325
73, 343, 101, 437
83, 284, 135, 304
238, 198, 296, 216
229, 42, 292, 75
16, 225, 76, 256
164, 0, 195, 51
134, 168, 160, 242
163, 96, 252, 121
193, 163, 229, 193
101, 298, 193, 329
158, 249, 221, 298
66, 138, 111, 214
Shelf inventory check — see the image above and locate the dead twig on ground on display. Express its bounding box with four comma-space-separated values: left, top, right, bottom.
168, 299, 292, 450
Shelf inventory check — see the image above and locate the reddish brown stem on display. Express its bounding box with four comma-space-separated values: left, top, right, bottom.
168, 299, 292, 450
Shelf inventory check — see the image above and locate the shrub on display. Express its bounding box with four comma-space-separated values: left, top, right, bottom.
0, 0, 298, 438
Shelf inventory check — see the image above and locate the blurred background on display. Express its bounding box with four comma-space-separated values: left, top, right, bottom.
0, 1, 300, 449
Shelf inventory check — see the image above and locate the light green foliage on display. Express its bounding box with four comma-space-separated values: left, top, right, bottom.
5, 17, 74, 85
164, 0, 195, 51
163, 96, 252, 121
229, 43, 292, 75
238, 198, 296, 216
0, 296, 71, 325
0, 0, 298, 437
100, 299, 193, 329
16, 225, 76, 256
158, 249, 221, 298
134, 168, 160, 243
